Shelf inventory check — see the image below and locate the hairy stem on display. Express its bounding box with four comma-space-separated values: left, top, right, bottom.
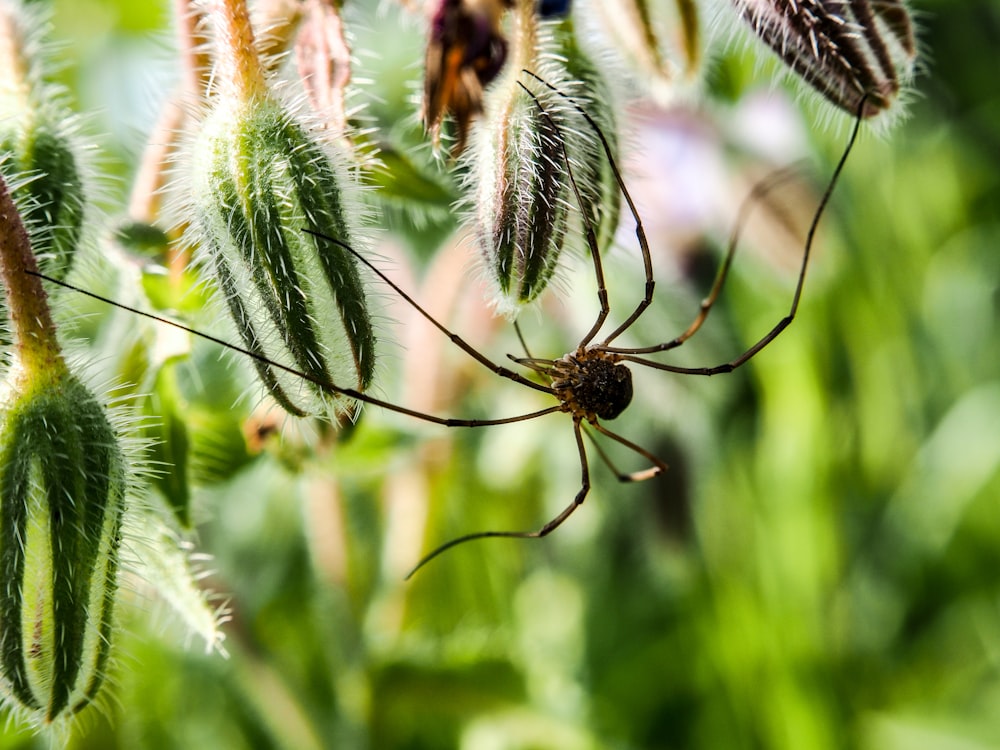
0, 174, 65, 376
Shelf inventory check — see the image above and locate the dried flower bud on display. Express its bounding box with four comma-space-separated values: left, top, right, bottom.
422, 0, 515, 153
0, 369, 126, 723
731, 0, 916, 118
294, 0, 352, 134
187, 95, 377, 418
0, 2, 86, 284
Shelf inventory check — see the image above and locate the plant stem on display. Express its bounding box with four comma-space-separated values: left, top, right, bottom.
0, 5, 31, 113
208, 0, 267, 102
0, 174, 65, 377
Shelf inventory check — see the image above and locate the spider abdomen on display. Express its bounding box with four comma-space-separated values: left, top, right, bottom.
552, 350, 633, 421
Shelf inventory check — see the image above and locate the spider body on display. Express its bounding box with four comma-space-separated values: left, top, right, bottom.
546, 349, 633, 422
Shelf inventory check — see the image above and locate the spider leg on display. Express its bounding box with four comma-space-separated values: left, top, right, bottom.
521, 69, 656, 345
513, 319, 534, 359
506, 353, 555, 377
405, 416, 594, 579
29, 270, 563, 428
599, 164, 803, 356
612, 94, 867, 375
588, 421, 667, 480
583, 424, 664, 482
306, 229, 553, 397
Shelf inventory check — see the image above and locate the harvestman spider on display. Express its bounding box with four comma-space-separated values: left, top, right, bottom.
33, 72, 866, 578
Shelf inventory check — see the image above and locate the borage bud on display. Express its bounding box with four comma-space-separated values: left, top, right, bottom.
548, 18, 622, 260
0, 171, 128, 725
188, 95, 376, 419
475, 80, 570, 313
0, 371, 126, 724
590, 0, 701, 101
186, 0, 376, 419
0, 2, 86, 284
731, 0, 916, 118
472, 3, 621, 314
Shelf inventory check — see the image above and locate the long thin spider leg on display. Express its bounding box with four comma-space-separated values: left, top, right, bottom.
583, 424, 663, 482
615, 95, 866, 377
405, 416, 593, 579
506, 353, 553, 377
589, 421, 668, 480
600, 164, 803, 356
513, 319, 534, 359
514, 80, 610, 346
29, 270, 562, 428
521, 69, 656, 344
304, 229, 553, 396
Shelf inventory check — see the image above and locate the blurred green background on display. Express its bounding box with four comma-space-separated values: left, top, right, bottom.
3, 0, 999, 748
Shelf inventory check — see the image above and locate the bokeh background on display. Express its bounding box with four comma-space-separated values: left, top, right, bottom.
2, 0, 998, 748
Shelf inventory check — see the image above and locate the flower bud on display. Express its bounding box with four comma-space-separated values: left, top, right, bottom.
549, 18, 622, 260
475, 81, 571, 313
0, 369, 126, 723
187, 94, 377, 418
590, 0, 700, 102
472, 5, 622, 314
0, 2, 86, 284
730, 0, 916, 118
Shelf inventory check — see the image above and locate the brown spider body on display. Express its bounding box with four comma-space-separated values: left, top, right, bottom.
549, 349, 633, 422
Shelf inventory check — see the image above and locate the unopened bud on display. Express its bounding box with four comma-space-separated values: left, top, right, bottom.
472, 6, 622, 314
0, 2, 86, 284
475, 82, 571, 313
731, 0, 916, 118
548, 19, 622, 259
0, 368, 126, 723
186, 94, 376, 418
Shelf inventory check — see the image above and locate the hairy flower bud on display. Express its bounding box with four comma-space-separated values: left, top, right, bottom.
187, 94, 376, 418
0, 2, 86, 284
549, 19, 622, 259
0, 159, 135, 728
472, 5, 622, 314
731, 0, 916, 118
476, 82, 571, 313
0, 369, 126, 723
590, 0, 700, 101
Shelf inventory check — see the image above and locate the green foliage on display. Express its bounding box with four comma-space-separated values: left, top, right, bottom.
1, 0, 997, 748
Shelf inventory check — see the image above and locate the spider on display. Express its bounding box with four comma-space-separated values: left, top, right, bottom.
34, 72, 865, 578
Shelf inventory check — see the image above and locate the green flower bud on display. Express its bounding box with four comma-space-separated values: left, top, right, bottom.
187, 94, 376, 418
0, 2, 86, 284
548, 18, 622, 261
0, 368, 126, 723
472, 5, 622, 314
475, 80, 571, 313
